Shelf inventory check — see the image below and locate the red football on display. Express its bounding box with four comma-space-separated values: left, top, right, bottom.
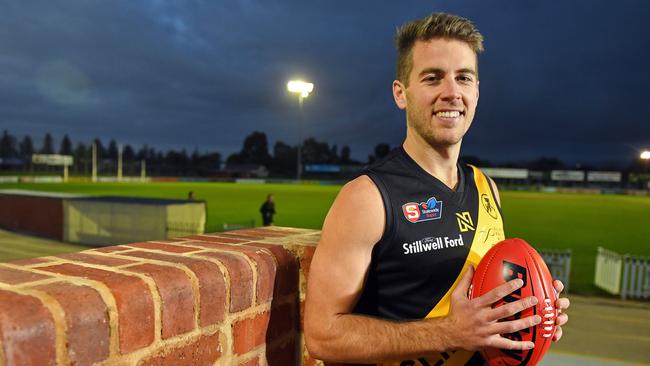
469, 238, 557, 366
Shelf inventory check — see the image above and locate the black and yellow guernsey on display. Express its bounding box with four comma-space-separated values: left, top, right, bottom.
352, 147, 505, 366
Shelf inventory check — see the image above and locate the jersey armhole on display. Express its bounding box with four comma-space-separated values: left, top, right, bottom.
485, 174, 504, 218
363, 171, 394, 251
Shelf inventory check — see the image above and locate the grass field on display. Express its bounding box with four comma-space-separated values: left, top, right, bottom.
1, 182, 649, 295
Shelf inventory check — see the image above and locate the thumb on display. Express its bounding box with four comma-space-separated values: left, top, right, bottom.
452, 265, 474, 300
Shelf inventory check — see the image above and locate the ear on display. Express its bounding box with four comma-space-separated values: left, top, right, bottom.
476, 79, 480, 102
392, 80, 407, 110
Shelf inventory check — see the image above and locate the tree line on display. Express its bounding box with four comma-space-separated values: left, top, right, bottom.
0, 130, 392, 177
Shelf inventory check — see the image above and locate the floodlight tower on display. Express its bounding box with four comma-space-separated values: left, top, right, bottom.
641, 150, 650, 173
287, 80, 314, 181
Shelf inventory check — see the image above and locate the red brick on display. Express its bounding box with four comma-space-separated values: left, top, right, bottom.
149, 238, 187, 243
138, 331, 222, 366
121, 251, 226, 326
90, 245, 132, 253
57, 252, 137, 267
127, 263, 195, 338
268, 300, 296, 340
249, 243, 299, 297
248, 251, 276, 304
299, 246, 316, 280
184, 234, 247, 244
232, 228, 294, 238
0, 289, 56, 366
8, 257, 53, 266
38, 263, 155, 353
35, 282, 110, 365
0, 266, 49, 285
233, 311, 270, 355
266, 337, 296, 366
127, 242, 199, 253
182, 241, 259, 252
190, 245, 277, 304
195, 252, 253, 312
219, 232, 265, 240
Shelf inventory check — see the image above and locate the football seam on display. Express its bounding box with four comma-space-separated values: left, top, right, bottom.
523, 244, 557, 340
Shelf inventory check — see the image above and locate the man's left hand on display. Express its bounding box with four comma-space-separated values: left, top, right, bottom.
552, 280, 570, 341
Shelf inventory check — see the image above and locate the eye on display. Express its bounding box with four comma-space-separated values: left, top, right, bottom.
457, 74, 475, 84
423, 75, 441, 83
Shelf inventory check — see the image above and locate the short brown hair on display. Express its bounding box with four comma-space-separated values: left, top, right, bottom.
395, 12, 484, 85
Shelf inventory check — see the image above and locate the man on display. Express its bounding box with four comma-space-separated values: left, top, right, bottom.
304, 12, 569, 366
260, 193, 275, 226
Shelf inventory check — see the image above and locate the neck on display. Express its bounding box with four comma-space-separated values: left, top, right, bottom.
402, 132, 461, 190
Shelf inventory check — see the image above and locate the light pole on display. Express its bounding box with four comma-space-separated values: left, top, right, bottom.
641, 150, 650, 173
287, 80, 314, 181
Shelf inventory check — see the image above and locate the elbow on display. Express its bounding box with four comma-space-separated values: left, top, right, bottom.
304, 322, 340, 362
304, 326, 329, 361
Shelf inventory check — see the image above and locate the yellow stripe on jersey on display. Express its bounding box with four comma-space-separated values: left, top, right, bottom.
380, 166, 505, 366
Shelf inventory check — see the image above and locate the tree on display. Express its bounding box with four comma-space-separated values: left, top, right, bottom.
93, 138, 105, 159
374, 143, 391, 160
107, 139, 118, 159
271, 141, 297, 175
227, 131, 272, 167
74, 142, 88, 174
302, 137, 337, 164
19, 136, 34, 158
41, 133, 54, 154
60, 134, 73, 155
0, 130, 17, 158
340, 146, 351, 164
123, 144, 135, 161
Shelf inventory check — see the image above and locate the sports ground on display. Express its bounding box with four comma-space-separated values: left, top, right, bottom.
1, 181, 649, 295
1, 181, 649, 364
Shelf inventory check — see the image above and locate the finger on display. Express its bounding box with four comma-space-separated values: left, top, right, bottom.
553, 280, 564, 294
487, 296, 538, 322
555, 297, 570, 310
491, 315, 541, 335
476, 278, 524, 307
453, 266, 475, 300
556, 313, 568, 326
488, 336, 535, 351
553, 325, 563, 342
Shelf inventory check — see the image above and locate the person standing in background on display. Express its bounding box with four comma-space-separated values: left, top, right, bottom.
260, 194, 275, 226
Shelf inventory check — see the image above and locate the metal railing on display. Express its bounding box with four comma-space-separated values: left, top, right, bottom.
595, 247, 650, 300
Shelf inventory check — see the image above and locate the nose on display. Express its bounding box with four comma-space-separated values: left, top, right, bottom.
440, 77, 462, 102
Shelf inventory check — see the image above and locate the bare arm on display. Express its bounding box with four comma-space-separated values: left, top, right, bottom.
304, 176, 540, 364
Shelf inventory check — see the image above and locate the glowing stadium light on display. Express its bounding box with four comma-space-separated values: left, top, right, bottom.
287, 79, 314, 181
641, 150, 650, 160
287, 80, 314, 98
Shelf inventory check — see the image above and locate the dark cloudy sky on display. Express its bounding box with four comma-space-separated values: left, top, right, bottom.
1, 0, 649, 166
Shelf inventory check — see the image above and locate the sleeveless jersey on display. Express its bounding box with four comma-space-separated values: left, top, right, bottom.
353, 147, 505, 366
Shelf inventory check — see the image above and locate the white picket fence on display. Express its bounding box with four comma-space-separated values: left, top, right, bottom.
595, 247, 650, 300
539, 249, 572, 293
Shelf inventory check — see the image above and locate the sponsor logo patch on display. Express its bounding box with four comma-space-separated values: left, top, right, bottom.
481, 193, 498, 219
456, 211, 475, 232
402, 196, 443, 223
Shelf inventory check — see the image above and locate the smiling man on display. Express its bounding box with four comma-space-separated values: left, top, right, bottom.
304, 13, 569, 366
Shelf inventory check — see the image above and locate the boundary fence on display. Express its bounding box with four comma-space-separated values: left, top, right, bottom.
595, 247, 650, 299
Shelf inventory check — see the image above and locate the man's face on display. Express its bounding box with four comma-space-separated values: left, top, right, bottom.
393, 38, 479, 148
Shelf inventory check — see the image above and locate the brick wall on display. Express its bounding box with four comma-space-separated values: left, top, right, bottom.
0, 226, 323, 366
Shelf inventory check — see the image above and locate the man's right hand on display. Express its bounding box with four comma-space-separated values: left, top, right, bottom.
442, 266, 541, 351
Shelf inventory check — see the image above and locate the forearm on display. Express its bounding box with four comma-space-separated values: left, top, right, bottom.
306, 313, 453, 364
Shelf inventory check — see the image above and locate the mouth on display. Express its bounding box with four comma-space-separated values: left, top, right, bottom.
433, 110, 465, 119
